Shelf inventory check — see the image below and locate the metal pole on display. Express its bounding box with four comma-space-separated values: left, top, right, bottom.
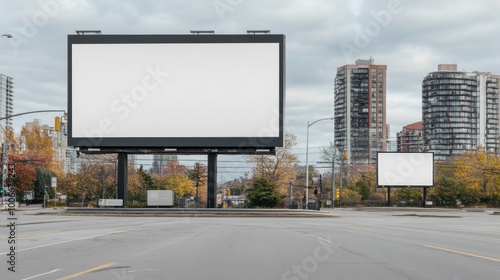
339, 157, 343, 207
331, 154, 335, 209
0, 109, 66, 121
305, 121, 310, 209
304, 117, 334, 210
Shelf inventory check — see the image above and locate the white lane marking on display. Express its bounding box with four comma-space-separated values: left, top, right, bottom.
22, 269, 64, 280
0, 230, 127, 256
308, 234, 332, 243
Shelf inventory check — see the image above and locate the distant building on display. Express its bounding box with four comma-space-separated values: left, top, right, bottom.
422, 64, 500, 160
150, 154, 178, 175
397, 121, 423, 152
23, 118, 77, 173
0, 74, 14, 140
334, 58, 388, 164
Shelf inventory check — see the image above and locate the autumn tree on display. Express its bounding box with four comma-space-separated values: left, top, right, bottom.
72, 154, 117, 201
8, 155, 37, 198
2, 124, 60, 201
17, 125, 58, 171
452, 148, 500, 205
164, 159, 187, 176
162, 174, 196, 199
187, 162, 207, 207
127, 167, 145, 203
245, 131, 299, 194
338, 188, 361, 205
57, 172, 79, 201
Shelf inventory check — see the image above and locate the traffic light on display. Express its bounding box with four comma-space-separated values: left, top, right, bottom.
335, 189, 340, 200
55, 116, 61, 132
0, 188, 3, 195
313, 187, 318, 196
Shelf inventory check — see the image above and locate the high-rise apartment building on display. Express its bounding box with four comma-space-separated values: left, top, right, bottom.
334, 58, 387, 164
0, 74, 14, 138
422, 64, 500, 161
397, 121, 423, 152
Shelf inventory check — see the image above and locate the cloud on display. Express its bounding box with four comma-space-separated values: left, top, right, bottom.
1, 0, 500, 172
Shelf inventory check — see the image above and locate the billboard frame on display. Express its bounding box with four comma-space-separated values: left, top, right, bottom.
67, 34, 285, 151
376, 152, 434, 188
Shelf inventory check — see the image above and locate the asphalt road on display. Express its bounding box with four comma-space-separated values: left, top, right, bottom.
1, 207, 499, 280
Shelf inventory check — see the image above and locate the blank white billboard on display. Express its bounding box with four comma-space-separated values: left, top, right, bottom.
68, 34, 285, 149
377, 152, 434, 187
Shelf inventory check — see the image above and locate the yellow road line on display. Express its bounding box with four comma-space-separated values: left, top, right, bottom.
56, 262, 116, 280
424, 245, 500, 263
0, 230, 61, 239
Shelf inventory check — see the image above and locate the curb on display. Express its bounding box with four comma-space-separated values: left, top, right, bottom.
62, 208, 337, 218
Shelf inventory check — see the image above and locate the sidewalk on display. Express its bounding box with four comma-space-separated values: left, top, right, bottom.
13, 203, 66, 214
321, 206, 500, 214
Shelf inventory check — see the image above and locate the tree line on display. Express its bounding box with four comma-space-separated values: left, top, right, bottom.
5, 123, 499, 208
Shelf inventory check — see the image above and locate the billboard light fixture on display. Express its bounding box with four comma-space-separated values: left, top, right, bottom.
76, 30, 102, 35
247, 30, 271, 35
190, 30, 214, 35
164, 148, 177, 152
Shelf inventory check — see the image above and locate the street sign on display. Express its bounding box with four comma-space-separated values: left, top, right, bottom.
98, 199, 123, 207
51, 177, 57, 188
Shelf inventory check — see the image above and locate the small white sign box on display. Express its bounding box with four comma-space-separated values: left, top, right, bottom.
147, 190, 174, 207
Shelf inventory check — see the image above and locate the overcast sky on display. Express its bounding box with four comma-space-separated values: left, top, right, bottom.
1, 0, 499, 182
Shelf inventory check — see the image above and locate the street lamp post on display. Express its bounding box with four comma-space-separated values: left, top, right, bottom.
305, 117, 333, 209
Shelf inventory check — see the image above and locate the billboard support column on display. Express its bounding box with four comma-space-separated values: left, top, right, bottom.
387, 187, 391, 207
423, 187, 428, 208
207, 153, 218, 208
117, 153, 128, 207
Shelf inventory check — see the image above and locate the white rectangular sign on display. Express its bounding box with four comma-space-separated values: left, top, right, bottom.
377, 152, 434, 187
98, 199, 123, 206
68, 34, 285, 149
147, 190, 174, 206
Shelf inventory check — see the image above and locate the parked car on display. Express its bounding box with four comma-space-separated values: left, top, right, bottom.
1, 196, 19, 210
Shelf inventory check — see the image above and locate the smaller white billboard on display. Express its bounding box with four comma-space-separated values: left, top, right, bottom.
147, 190, 174, 206
98, 199, 123, 206
377, 152, 434, 187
